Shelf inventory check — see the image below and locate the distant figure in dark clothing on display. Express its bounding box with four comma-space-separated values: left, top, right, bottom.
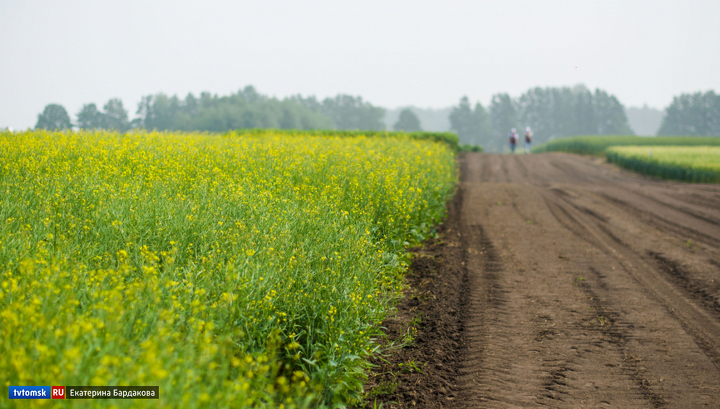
524, 127, 533, 153
509, 128, 518, 153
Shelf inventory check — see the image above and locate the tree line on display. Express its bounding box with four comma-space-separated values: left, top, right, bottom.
34, 86, 719, 149
448, 85, 633, 152
35, 86, 385, 133
657, 90, 720, 136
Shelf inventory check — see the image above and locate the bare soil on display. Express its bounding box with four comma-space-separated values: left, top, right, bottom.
362, 153, 720, 408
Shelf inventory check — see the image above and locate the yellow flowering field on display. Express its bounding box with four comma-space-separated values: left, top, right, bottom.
0, 130, 456, 408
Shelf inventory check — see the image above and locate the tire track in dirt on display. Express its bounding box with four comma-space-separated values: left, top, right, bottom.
454, 224, 504, 405
451, 154, 669, 407
541, 184, 720, 370
646, 251, 720, 320
362, 153, 720, 408
596, 192, 720, 249
573, 267, 667, 408
632, 191, 720, 228
546, 188, 720, 324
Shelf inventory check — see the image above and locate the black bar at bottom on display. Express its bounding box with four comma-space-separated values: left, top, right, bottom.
66, 386, 159, 399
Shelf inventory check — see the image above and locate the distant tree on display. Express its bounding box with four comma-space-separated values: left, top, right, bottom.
199, 91, 213, 109
153, 94, 181, 130
573, 85, 598, 135
658, 91, 720, 136
385, 106, 452, 132
393, 109, 422, 132
593, 89, 632, 135
516, 87, 551, 144
473, 102, 492, 146
240, 107, 264, 129
183, 93, 198, 116
449, 97, 490, 146
102, 98, 130, 132
35, 103, 72, 130
550, 87, 576, 137
449, 97, 474, 142
508, 85, 632, 150
134, 87, 333, 132
515, 85, 620, 146
290, 94, 323, 112
278, 107, 297, 129
239, 85, 264, 104
135, 95, 153, 129
321, 94, 385, 130
76, 103, 104, 129
296, 104, 333, 129
489, 93, 517, 152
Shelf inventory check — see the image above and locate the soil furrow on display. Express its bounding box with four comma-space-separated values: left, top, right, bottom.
361, 153, 720, 408
596, 191, 720, 248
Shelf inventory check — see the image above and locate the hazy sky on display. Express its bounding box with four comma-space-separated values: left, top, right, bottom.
1, 0, 719, 129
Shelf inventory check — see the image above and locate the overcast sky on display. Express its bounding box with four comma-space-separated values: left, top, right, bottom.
1, 0, 719, 129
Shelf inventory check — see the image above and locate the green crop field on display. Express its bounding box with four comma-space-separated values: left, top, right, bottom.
0, 129, 456, 408
606, 146, 720, 183
532, 135, 720, 155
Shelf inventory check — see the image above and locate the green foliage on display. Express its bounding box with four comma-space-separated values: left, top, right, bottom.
102, 98, 130, 132
385, 107, 451, 133
532, 135, 720, 155
76, 99, 131, 132
459, 144, 483, 152
514, 85, 632, 148
393, 109, 422, 132
314, 94, 386, 131
230, 128, 460, 151
136, 86, 334, 132
402, 131, 459, 150
35, 103, 72, 130
0, 129, 456, 408
489, 93, 517, 152
658, 90, 720, 136
483, 86, 632, 152
131, 88, 388, 133
606, 146, 720, 183
76, 103, 104, 129
449, 96, 491, 148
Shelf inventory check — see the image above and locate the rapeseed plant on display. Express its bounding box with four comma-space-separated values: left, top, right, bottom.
0, 129, 455, 408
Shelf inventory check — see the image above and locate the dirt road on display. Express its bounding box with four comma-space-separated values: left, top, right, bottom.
365, 153, 720, 408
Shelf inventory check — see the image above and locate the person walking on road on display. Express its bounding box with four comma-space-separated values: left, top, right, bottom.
524, 127, 533, 153
509, 128, 518, 153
